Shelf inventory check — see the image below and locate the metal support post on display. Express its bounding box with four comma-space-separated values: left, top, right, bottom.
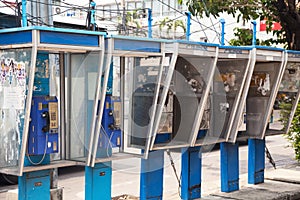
140, 150, 164, 200
185, 12, 191, 41
220, 142, 239, 192
18, 170, 51, 200
85, 162, 112, 200
220, 18, 225, 46
21, 0, 27, 27
252, 21, 257, 46
90, 1, 96, 31
248, 138, 265, 184
181, 146, 202, 200
147, 8, 152, 38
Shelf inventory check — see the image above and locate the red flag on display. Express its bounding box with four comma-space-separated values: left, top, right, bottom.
260, 20, 282, 31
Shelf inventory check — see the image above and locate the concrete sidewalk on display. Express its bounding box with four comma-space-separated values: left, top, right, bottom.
202, 163, 300, 200
1, 163, 300, 200
1, 135, 299, 200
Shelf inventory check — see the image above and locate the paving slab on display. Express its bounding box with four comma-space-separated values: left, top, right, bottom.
266, 168, 300, 184
202, 180, 300, 200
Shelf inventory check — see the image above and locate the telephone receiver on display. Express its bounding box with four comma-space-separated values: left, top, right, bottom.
41, 111, 50, 133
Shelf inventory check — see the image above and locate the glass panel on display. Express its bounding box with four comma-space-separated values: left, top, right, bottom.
152, 55, 216, 149
122, 56, 163, 154
271, 61, 300, 132
0, 48, 32, 173
68, 51, 102, 162
204, 58, 250, 144
89, 52, 114, 163
90, 52, 176, 161
245, 61, 283, 138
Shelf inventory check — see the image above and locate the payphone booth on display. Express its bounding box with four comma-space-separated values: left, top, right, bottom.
202, 46, 256, 194
193, 46, 255, 147
88, 36, 178, 166
0, 27, 106, 200
234, 46, 287, 186
147, 41, 219, 151
268, 50, 300, 134
241, 47, 287, 140
146, 40, 219, 200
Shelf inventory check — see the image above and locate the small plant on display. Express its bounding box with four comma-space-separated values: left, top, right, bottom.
280, 101, 300, 161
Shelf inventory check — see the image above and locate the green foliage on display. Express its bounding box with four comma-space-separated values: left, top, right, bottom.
156, 17, 186, 39
228, 27, 284, 47
282, 102, 300, 161
228, 28, 277, 46
229, 28, 255, 46
181, 0, 300, 49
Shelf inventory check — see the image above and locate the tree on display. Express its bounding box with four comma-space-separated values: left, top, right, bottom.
180, 0, 300, 50
229, 27, 274, 46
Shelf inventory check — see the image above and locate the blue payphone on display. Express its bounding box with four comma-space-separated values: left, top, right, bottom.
101, 96, 121, 148
27, 52, 59, 157
28, 96, 59, 155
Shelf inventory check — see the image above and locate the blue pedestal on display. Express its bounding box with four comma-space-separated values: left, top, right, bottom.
181, 146, 202, 200
248, 138, 265, 184
220, 142, 239, 192
85, 162, 112, 200
140, 150, 164, 200
18, 170, 51, 200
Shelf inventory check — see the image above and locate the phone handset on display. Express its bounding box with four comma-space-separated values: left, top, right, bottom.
41, 111, 50, 133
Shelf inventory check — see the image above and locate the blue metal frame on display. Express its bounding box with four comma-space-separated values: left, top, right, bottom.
248, 138, 265, 184
40, 31, 99, 46
113, 38, 161, 53
181, 147, 202, 200
176, 39, 219, 47
254, 45, 285, 51
140, 150, 164, 200
0, 26, 106, 47
287, 50, 300, 55
0, 31, 32, 45
220, 142, 239, 192
220, 45, 253, 51
0, 26, 106, 35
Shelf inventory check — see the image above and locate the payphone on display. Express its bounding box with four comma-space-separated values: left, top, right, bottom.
212, 47, 256, 143
27, 96, 59, 155
149, 41, 218, 150
244, 47, 286, 139
26, 52, 59, 157
100, 96, 122, 148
